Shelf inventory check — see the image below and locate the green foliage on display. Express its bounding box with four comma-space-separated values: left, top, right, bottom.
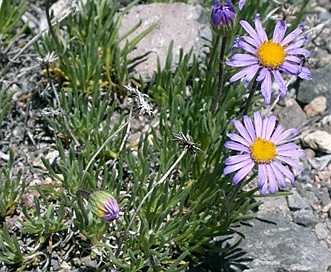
0, 89, 15, 127
0, 150, 25, 221
0, 0, 311, 270
0, 225, 24, 265
38, 0, 154, 94
0, 0, 28, 46
18, 188, 69, 243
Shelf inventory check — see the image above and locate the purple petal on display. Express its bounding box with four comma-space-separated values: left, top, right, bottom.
241, 35, 261, 48
272, 21, 287, 43
232, 119, 254, 142
228, 64, 260, 83
266, 164, 277, 194
269, 124, 284, 142
243, 115, 256, 141
227, 54, 259, 67
240, 18, 261, 43
270, 162, 287, 188
285, 55, 302, 64
257, 164, 267, 187
224, 141, 250, 152
254, 111, 263, 138
273, 161, 295, 184
280, 61, 302, 76
238, 0, 246, 10
285, 35, 308, 51
243, 65, 260, 87
266, 115, 277, 140
227, 133, 251, 147
236, 39, 257, 54
258, 164, 268, 195
271, 70, 287, 99
276, 155, 303, 171
275, 142, 299, 151
254, 14, 268, 42
224, 158, 254, 175
260, 182, 268, 196
225, 153, 252, 166
260, 70, 272, 105
277, 149, 306, 158
256, 66, 267, 82
281, 24, 304, 46
272, 128, 298, 144
286, 48, 311, 58
298, 67, 312, 80
232, 161, 255, 184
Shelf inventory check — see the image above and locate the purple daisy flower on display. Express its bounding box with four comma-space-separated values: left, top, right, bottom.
211, 0, 235, 34
223, 111, 306, 195
226, 14, 312, 104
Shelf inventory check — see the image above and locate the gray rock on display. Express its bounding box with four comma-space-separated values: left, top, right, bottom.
320, 191, 331, 206
257, 196, 290, 215
235, 213, 331, 272
293, 209, 318, 227
273, 98, 307, 130
118, 3, 211, 80
287, 189, 310, 210
297, 66, 331, 106
315, 222, 329, 240
302, 190, 319, 207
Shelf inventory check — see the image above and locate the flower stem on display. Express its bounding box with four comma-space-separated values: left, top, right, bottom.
211, 36, 227, 115
219, 180, 243, 220
76, 191, 90, 225
243, 78, 259, 116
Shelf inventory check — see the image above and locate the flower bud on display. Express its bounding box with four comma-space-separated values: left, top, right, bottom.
211, 0, 236, 36
88, 191, 120, 222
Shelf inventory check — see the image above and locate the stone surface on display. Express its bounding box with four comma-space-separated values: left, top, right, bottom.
315, 222, 330, 240
302, 130, 331, 154
257, 196, 290, 215
287, 189, 310, 210
235, 213, 331, 272
304, 96, 327, 118
118, 3, 211, 80
273, 98, 307, 130
293, 209, 319, 227
297, 65, 331, 105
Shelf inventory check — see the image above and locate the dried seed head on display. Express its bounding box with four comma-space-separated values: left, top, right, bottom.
124, 85, 155, 116
173, 131, 202, 157
37, 51, 59, 66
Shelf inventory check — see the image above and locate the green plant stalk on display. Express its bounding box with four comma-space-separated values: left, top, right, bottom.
210, 36, 227, 114
243, 76, 259, 116
219, 77, 260, 219
76, 192, 89, 224
116, 148, 188, 257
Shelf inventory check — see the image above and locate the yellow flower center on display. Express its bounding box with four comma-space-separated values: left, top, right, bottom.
250, 137, 277, 163
257, 40, 287, 68
97, 206, 106, 216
